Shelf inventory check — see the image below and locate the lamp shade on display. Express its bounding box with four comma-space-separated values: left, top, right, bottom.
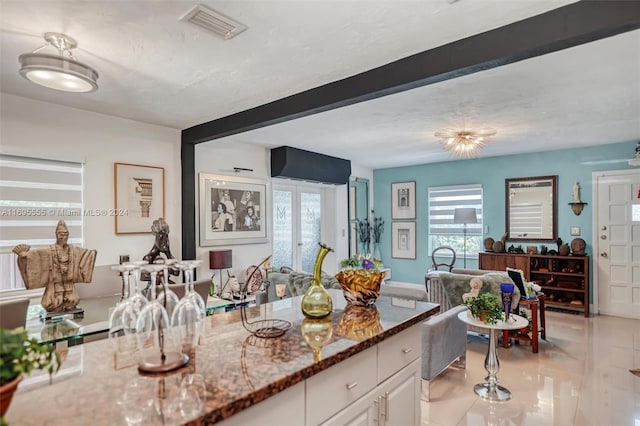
453, 208, 477, 224
209, 250, 232, 270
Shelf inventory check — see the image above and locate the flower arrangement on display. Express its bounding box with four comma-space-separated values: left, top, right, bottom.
356, 219, 371, 245
371, 217, 384, 244
0, 327, 60, 386
340, 255, 381, 270
463, 292, 503, 325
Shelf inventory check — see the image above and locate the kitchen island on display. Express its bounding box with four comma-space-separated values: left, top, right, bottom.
7, 289, 439, 425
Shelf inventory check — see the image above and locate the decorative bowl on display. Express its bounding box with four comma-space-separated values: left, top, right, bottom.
336, 305, 383, 341
334, 269, 385, 306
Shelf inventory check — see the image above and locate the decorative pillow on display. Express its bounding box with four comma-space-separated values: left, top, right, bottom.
506, 267, 527, 297
288, 271, 342, 296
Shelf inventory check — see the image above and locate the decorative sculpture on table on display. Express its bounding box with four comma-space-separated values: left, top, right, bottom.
142, 218, 179, 283
462, 278, 483, 303
12, 220, 97, 316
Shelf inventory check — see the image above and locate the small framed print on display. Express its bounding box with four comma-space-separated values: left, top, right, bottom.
114, 162, 165, 234
391, 181, 416, 219
391, 221, 416, 259
570, 226, 581, 236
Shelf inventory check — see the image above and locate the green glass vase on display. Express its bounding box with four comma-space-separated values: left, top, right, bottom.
301, 243, 334, 319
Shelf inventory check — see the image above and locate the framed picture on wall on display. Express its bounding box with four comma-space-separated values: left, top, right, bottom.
391, 221, 416, 259
199, 173, 269, 246
114, 162, 165, 234
391, 181, 416, 219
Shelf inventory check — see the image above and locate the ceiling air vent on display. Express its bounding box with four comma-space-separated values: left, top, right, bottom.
179, 4, 247, 40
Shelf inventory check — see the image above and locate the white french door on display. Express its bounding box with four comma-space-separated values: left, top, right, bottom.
594, 169, 640, 318
272, 183, 323, 272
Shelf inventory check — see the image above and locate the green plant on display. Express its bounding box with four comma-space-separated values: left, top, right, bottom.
0, 327, 59, 386
464, 292, 503, 325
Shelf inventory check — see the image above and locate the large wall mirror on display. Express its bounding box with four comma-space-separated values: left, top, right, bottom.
505, 175, 557, 242
348, 177, 369, 256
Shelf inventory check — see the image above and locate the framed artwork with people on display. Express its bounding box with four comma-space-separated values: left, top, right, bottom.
199, 173, 269, 246
391, 181, 416, 219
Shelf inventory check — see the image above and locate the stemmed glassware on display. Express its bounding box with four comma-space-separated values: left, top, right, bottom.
156, 258, 180, 318
120, 262, 150, 347
109, 263, 137, 353
171, 260, 204, 354
136, 263, 188, 373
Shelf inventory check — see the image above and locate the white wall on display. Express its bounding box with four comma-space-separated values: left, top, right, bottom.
195, 140, 355, 279
1, 94, 181, 296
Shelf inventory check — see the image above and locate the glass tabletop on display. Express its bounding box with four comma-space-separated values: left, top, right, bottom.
26, 294, 256, 345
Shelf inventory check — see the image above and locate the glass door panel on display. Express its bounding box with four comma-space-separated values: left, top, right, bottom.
300, 191, 322, 273
272, 189, 293, 270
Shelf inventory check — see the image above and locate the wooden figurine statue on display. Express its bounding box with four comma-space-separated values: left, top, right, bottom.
12, 220, 97, 314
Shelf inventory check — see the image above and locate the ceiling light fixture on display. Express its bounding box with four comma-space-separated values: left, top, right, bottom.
434, 128, 497, 159
18, 32, 99, 93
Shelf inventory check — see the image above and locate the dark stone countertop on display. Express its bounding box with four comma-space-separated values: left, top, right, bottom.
7, 289, 439, 425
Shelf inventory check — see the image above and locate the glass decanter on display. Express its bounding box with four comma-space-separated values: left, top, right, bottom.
301, 243, 334, 319
136, 264, 188, 373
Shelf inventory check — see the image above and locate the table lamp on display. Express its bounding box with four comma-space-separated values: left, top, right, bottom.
454, 207, 477, 268
209, 250, 232, 296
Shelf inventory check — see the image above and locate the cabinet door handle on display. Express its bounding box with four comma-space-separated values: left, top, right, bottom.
384, 391, 390, 421
401, 347, 412, 354
373, 398, 379, 423
345, 381, 358, 390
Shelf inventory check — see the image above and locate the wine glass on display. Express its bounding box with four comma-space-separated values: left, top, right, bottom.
136, 264, 188, 373
171, 261, 204, 354
109, 263, 138, 353
120, 262, 150, 344
156, 258, 180, 318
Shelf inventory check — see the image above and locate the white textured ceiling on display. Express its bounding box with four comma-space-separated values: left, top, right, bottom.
1, 1, 638, 169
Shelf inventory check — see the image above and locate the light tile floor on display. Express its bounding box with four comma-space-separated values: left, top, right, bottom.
421, 311, 640, 425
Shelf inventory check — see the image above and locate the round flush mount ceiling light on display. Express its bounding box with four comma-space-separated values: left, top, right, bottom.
19, 32, 99, 93
434, 128, 497, 159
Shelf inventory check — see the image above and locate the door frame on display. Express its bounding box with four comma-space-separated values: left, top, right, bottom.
592, 169, 640, 315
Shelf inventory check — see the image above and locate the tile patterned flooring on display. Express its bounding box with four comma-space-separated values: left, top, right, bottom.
420, 311, 640, 425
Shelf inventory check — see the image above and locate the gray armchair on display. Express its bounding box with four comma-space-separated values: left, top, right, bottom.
421, 305, 467, 401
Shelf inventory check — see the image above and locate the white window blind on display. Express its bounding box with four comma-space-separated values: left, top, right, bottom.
0, 154, 84, 291
428, 184, 483, 255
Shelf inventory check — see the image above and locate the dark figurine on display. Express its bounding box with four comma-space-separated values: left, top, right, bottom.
556, 237, 563, 251
142, 217, 179, 283
540, 245, 548, 255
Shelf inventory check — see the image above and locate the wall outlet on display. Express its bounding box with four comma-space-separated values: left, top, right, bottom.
570, 226, 581, 236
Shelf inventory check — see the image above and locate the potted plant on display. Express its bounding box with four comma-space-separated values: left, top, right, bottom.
0, 327, 60, 418
463, 292, 503, 325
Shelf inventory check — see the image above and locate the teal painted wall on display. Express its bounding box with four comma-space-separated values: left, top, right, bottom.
373, 140, 637, 302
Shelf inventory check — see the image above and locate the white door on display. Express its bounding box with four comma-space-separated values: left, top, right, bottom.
594, 170, 640, 318
272, 183, 323, 272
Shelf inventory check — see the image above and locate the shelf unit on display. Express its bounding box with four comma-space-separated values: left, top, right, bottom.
529, 254, 589, 317
479, 252, 589, 317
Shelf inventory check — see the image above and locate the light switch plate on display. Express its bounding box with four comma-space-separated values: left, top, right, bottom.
570, 226, 581, 236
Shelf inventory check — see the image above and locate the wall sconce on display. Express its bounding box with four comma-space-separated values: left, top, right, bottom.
569, 182, 587, 215
568, 202, 588, 216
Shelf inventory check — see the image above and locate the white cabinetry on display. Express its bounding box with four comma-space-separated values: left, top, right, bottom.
219, 324, 422, 426
318, 325, 422, 426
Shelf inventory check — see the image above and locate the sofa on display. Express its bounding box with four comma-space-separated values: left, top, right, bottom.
424, 268, 521, 314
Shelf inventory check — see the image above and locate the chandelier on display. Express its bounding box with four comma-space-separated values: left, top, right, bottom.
434, 128, 497, 159
19, 32, 99, 93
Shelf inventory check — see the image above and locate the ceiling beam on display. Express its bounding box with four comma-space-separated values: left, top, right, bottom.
182, 0, 640, 145
181, 0, 640, 259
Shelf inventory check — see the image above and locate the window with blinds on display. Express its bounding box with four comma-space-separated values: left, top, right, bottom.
428, 184, 483, 256
0, 154, 84, 292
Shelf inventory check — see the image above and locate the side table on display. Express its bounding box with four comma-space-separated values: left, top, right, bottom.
502, 293, 546, 353
458, 311, 529, 401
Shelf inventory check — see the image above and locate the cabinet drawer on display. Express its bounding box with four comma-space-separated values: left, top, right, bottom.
306, 347, 377, 425
377, 325, 420, 381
